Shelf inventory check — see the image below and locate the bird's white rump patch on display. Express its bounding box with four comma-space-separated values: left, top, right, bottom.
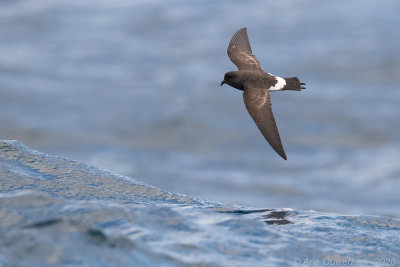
268, 77, 286, 91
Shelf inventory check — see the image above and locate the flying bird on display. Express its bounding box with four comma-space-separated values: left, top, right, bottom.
221, 27, 306, 160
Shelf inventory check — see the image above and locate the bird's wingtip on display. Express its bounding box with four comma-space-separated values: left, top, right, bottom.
236, 27, 247, 33
278, 151, 287, 160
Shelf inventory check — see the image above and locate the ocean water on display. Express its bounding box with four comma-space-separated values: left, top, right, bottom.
1, 140, 400, 266
1, 0, 400, 265
1, 0, 400, 216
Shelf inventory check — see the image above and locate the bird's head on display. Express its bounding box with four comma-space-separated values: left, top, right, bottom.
220, 71, 243, 90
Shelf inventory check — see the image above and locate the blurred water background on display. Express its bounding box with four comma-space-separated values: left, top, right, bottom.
1, 0, 400, 216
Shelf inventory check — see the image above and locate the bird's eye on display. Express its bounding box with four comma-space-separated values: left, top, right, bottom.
226, 74, 234, 79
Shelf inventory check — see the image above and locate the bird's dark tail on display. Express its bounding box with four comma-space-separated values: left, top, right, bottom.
282, 77, 306, 91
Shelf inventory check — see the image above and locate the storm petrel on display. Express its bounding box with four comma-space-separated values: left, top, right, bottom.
221, 27, 306, 160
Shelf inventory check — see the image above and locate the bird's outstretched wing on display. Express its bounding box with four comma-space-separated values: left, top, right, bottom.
227, 27, 262, 71
243, 84, 287, 160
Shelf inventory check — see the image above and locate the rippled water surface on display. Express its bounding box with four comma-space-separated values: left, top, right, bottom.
1, 141, 400, 266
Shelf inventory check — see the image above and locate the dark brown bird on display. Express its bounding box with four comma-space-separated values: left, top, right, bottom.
221, 27, 306, 160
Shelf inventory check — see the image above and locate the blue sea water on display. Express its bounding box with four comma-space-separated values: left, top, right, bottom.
1, 0, 400, 215
1, 140, 400, 266
1, 0, 400, 265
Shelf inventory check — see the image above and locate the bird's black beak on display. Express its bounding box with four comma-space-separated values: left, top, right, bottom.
220, 80, 225, 86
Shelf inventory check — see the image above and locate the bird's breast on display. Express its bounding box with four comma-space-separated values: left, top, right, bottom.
230, 82, 244, 91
